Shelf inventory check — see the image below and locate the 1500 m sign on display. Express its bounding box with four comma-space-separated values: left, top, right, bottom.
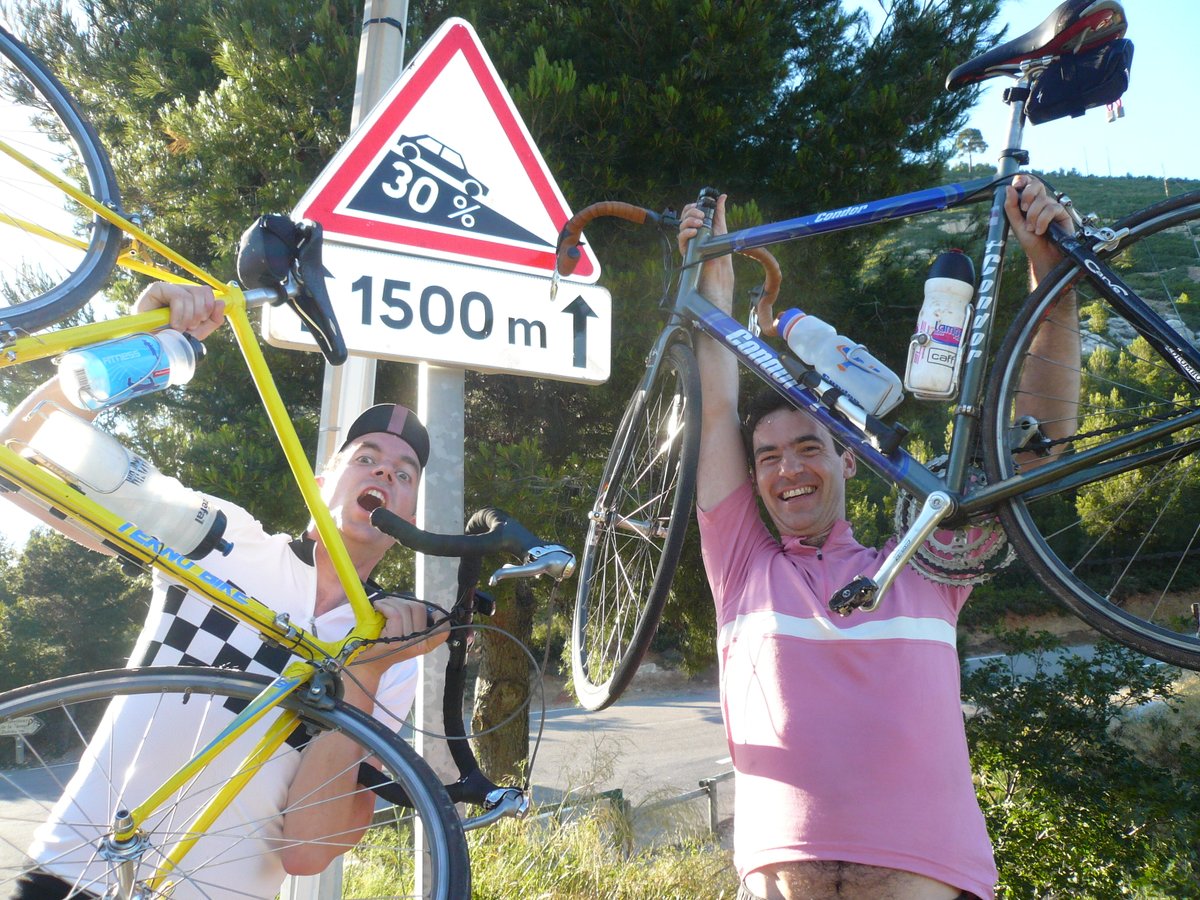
263, 241, 611, 384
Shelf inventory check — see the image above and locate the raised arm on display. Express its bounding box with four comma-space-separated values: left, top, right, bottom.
0, 283, 224, 550
678, 195, 748, 511
1005, 174, 1080, 450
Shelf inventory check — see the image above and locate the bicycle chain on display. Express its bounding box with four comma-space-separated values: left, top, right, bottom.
1031, 405, 1193, 452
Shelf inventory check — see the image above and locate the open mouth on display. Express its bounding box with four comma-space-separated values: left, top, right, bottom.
781, 486, 816, 500
358, 489, 386, 512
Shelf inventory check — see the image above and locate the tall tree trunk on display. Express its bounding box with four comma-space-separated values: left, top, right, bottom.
471, 579, 536, 784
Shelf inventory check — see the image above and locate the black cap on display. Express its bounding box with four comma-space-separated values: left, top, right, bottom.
340, 404, 430, 469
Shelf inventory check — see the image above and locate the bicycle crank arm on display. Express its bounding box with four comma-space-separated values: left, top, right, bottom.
829, 491, 953, 616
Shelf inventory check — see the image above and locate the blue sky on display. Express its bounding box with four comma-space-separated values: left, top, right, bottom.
849, 0, 1198, 180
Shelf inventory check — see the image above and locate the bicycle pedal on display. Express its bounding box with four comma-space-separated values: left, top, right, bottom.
829, 576, 878, 617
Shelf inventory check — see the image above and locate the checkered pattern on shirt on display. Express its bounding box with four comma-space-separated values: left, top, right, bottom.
130, 584, 294, 676
129, 584, 303, 737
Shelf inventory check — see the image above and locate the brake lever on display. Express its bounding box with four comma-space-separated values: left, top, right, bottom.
488, 545, 576, 585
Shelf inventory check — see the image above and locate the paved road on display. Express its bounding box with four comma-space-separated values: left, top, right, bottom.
526, 679, 732, 827
0, 761, 71, 876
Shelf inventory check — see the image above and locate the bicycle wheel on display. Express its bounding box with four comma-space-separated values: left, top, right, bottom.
571, 341, 701, 711
0, 667, 469, 899
0, 25, 121, 333
984, 190, 1200, 668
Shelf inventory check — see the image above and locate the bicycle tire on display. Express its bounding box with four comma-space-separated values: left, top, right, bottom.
983, 190, 1200, 669
0, 25, 122, 333
571, 341, 701, 711
0, 667, 470, 899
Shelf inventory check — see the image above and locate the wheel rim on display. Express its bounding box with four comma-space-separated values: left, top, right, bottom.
0, 668, 464, 899
987, 196, 1200, 664
0, 27, 120, 331
572, 345, 698, 707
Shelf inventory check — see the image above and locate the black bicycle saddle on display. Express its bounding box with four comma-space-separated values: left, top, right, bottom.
946, 0, 1126, 89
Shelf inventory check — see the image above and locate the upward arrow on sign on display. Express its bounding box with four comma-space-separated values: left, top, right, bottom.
562, 295, 598, 369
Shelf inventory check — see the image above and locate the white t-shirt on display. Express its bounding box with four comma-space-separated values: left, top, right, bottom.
29, 500, 418, 899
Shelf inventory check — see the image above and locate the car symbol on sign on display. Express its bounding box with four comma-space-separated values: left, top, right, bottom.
397, 135, 488, 199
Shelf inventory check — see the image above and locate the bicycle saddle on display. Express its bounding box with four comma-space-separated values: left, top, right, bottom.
237, 214, 348, 365
946, 0, 1126, 89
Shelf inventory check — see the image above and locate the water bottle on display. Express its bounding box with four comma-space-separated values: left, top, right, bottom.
25, 406, 230, 559
775, 308, 904, 416
57, 330, 203, 412
904, 251, 975, 400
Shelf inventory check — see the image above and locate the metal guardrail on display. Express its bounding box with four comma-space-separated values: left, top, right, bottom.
641, 769, 734, 834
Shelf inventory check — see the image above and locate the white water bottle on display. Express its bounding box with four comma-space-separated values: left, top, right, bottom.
24, 407, 230, 559
904, 251, 975, 400
57, 330, 203, 411
775, 308, 905, 416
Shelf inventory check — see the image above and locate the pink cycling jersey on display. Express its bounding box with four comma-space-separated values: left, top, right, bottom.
698, 481, 997, 900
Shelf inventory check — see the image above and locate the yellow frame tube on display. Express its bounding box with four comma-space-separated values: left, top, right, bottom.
222, 296, 383, 634
150, 710, 302, 897
150, 708, 300, 893
123, 670, 307, 837
0, 137, 224, 291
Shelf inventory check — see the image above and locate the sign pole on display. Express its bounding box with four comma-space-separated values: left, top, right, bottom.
294, 2, 454, 897
277, 18, 614, 890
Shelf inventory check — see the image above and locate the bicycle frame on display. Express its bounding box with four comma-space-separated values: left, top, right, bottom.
660, 64, 1200, 607
0, 138, 385, 870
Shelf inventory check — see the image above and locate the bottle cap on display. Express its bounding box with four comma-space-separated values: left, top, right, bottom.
774, 308, 806, 338
928, 250, 975, 285
184, 333, 206, 361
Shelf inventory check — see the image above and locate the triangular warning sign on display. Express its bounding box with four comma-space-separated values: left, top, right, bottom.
294, 18, 599, 282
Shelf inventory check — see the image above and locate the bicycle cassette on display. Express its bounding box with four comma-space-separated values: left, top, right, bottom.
893, 456, 1014, 586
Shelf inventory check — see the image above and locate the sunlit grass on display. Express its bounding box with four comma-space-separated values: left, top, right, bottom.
343, 795, 738, 900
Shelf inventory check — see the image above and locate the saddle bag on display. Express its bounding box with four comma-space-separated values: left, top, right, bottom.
1025, 37, 1133, 125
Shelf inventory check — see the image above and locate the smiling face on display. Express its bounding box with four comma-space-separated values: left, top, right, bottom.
751, 407, 855, 543
316, 432, 422, 560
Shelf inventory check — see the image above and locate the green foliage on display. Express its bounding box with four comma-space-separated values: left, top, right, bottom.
0, 531, 144, 691
964, 631, 1200, 897
467, 814, 738, 899
8, 0, 353, 533
344, 801, 739, 900
464, 436, 595, 778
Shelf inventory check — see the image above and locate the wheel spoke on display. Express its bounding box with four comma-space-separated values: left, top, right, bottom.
988, 194, 1200, 666
572, 345, 700, 708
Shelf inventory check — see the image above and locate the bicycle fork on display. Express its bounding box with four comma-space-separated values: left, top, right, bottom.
828, 491, 954, 615
94, 667, 310, 899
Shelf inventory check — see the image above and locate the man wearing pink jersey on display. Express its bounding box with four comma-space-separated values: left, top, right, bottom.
678, 176, 1075, 900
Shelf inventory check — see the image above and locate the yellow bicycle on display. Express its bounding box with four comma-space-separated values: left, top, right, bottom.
0, 24, 572, 899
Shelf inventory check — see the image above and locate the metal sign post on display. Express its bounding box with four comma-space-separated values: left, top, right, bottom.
290, 2, 455, 897
283, 13, 611, 897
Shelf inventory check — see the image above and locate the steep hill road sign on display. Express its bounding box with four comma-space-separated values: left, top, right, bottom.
292, 18, 600, 281
266, 17, 609, 383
